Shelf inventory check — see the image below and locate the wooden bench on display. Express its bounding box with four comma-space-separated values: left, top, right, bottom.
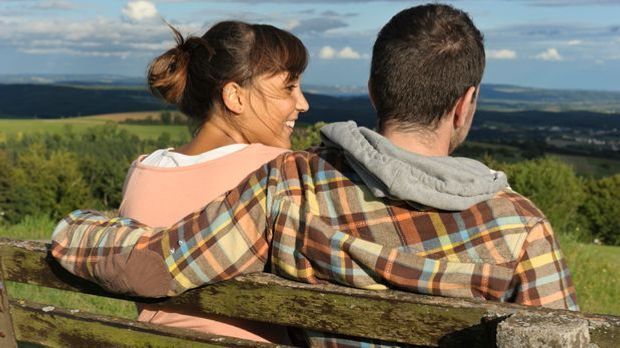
0, 238, 618, 347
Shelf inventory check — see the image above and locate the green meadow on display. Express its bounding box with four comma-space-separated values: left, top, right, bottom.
0, 113, 190, 142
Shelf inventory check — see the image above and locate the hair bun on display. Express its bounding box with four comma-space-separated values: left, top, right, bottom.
147, 26, 192, 105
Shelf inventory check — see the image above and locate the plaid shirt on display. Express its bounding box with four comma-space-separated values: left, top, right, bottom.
51, 148, 578, 346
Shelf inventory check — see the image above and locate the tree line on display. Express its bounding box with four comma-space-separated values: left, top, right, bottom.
0, 123, 618, 246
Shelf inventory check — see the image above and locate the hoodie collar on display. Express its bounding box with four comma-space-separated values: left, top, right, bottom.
320, 121, 508, 211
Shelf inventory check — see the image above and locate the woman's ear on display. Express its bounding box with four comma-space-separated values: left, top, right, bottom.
221, 82, 245, 114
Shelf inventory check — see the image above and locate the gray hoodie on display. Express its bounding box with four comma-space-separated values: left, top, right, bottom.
320, 121, 508, 211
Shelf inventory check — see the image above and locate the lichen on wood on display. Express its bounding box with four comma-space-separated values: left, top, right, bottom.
10, 300, 273, 348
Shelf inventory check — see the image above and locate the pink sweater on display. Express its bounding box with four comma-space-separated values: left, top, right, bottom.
119, 143, 289, 344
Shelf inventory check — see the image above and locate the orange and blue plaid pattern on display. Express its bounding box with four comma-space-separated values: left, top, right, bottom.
51, 149, 578, 346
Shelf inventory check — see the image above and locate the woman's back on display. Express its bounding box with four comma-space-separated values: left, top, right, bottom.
120, 144, 286, 227
120, 143, 288, 343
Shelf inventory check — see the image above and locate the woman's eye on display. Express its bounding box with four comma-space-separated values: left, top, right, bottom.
286, 84, 297, 91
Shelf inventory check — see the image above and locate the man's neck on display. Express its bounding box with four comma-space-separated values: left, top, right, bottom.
380, 126, 451, 157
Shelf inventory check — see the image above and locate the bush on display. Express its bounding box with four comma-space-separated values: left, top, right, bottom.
1, 143, 95, 223
579, 174, 620, 245
0, 150, 13, 224
292, 122, 325, 150
495, 157, 587, 241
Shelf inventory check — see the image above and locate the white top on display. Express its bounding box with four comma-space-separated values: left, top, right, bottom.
140, 144, 249, 168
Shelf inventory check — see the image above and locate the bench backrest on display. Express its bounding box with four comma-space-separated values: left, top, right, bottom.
0, 238, 618, 347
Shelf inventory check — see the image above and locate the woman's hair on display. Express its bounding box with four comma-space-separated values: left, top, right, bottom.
147, 21, 308, 126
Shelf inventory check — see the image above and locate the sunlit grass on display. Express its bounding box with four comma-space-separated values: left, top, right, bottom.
6, 282, 137, 320
559, 238, 619, 316
0, 117, 190, 141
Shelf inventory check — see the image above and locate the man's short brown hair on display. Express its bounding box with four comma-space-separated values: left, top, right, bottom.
370, 4, 485, 132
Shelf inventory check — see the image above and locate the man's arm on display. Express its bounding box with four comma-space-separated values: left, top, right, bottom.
511, 219, 579, 311
51, 159, 283, 297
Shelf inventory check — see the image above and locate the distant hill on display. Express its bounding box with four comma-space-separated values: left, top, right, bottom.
0, 83, 376, 122
1, 82, 620, 130
478, 84, 620, 113
0, 84, 170, 118
2, 76, 620, 118
0, 74, 144, 86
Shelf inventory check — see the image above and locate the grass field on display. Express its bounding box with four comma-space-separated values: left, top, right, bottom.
558, 236, 619, 316
465, 141, 620, 178
0, 216, 618, 319
0, 112, 190, 141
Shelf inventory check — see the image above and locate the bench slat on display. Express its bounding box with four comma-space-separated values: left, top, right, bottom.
1, 238, 618, 347
0, 266, 17, 348
10, 299, 278, 348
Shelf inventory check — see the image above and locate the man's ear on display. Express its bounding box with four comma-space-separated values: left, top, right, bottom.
453, 86, 477, 128
367, 79, 376, 111
221, 82, 245, 114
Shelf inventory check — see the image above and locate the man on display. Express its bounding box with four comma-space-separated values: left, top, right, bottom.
51, 3, 578, 346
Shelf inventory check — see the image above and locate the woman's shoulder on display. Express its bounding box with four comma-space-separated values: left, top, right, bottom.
137, 148, 175, 167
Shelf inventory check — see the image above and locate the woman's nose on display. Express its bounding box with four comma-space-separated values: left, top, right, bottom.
296, 89, 309, 113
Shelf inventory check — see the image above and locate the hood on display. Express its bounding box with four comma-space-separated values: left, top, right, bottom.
320, 121, 508, 211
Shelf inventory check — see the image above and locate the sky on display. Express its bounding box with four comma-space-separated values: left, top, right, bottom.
0, 0, 619, 91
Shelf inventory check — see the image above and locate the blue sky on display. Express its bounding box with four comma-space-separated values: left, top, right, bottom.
1, 0, 619, 91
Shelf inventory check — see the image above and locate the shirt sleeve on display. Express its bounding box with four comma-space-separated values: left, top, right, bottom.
511, 219, 579, 311
50, 157, 286, 297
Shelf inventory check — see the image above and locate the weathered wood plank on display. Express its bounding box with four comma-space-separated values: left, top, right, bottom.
0, 267, 17, 348
0, 238, 134, 301
0, 239, 502, 345
161, 274, 499, 346
9, 300, 279, 348
1, 238, 618, 347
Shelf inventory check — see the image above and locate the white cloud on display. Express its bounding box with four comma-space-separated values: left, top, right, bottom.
535, 48, 563, 61
0, 13, 202, 61
338, 46, 361, 59
128, 41, 173, 51
487, 49, 517, 60
319, 46, 365, 60
319, 46, 336, 59
285, 19, 300, 31
19, 47, 130, 59
122, 1, 158, 22
289, 17, 348, 34
29, 1, 75, 10
518, 0, 620, 6
567, 39, 582, 45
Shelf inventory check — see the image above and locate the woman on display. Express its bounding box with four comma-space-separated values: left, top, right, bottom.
119, 21, 309, 344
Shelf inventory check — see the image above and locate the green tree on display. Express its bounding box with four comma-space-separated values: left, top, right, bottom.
291, 122, 326, 150
0, 150, 14, 224
3, 143, 95, 223
496, 157, 586, 240
74, 125, 144, 208
160, 111, 172, 125
580, 174, 620, 245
